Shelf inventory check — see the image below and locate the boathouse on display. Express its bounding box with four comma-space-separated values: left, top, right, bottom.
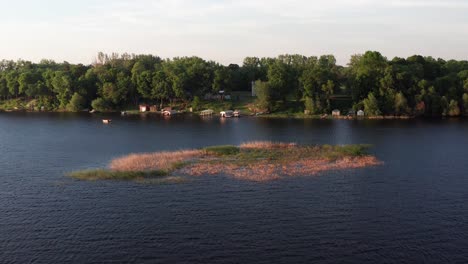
200, 109, 214, 116
139, 105, 150, 112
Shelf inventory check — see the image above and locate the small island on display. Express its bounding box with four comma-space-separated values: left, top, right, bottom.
69, 142, 381, 182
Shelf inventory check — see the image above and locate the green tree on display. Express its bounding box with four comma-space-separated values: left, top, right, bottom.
321, 80, 335, 112
348, 51, 387, 101
304, 96, 322, 114
67, 92, 86, 112
212, 67, 232, 92
6, 71, 19, 97
51, 71, 73, 109
151, 70, 172, 107
463, 93, 468, 115
447, 99, 460, 117
0, 75, 8, 99
192, 96, 201, 111
267, 60, 291, 101
394, 92, 409, 115
91, 97, 109, 112
255, 80, 272, 111
363, 92, 381, 116
136, 71, 153, 99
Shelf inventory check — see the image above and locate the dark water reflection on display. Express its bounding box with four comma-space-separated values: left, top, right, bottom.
1, 113, 468, 263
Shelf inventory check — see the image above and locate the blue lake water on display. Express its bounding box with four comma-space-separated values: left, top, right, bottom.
1, 113, 468, 263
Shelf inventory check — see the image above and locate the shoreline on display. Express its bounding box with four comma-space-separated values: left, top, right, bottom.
1, 109, 464, 120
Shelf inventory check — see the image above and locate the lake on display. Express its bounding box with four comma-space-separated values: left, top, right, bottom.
1, 113, 468, 263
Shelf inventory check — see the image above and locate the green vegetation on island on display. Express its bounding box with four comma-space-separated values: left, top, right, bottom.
1, 51, 467, 117
69, 142, 381, 182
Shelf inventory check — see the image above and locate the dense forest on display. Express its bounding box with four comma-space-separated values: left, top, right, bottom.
0, 51, 467, 116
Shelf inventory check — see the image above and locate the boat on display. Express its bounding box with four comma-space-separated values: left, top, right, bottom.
102, 119, 112, 124
233, 110, 241, 117
162, 110, 178, 116
220, 110, 234, 118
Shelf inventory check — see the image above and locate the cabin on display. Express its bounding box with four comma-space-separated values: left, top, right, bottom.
200, 109, 214, 116
332, 109, 341, 117
357, 110, 365, 117
139, 105, 150, 112
162, 110, 178, 116
347, 109, 356, 116
220, 110, 234, 118
233, 110, 241, 117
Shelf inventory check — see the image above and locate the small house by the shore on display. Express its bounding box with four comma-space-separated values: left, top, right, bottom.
332, 109, 341, 117
200, 109, 214, 116
220, 110, 234, 118
139, 105, 150, 112
233, 110, 241, 117
357, 110, 365, 117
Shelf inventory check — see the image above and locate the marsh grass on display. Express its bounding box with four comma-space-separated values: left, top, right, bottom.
109, 150, 203, 172
203, 145, 240, 155
70, 141, 381, 182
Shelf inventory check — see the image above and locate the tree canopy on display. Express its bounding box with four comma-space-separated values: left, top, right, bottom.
0, 51, 467, 116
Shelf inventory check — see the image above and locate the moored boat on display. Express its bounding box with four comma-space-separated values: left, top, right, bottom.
220, 110, 234, 118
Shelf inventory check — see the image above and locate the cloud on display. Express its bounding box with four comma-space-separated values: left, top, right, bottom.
0, 0, 466, 65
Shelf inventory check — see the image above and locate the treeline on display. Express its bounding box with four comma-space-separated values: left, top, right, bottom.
0, 51, 467, 116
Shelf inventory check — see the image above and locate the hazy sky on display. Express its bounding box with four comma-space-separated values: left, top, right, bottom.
0, 0, 467, 65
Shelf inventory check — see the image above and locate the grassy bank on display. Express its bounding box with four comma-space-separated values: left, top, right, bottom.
69, 142, 381, 182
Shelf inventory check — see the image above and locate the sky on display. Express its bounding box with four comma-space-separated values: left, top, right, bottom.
0, 0, 467, 66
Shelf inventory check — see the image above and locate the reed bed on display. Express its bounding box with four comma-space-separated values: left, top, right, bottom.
180, 156, 380, 182
240, 141, 297, 149
70, 142, 381, 182
109, 149, 204, 172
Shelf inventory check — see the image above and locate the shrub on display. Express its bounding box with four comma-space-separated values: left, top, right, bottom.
91, 97, 109, 112
204, 145, 240, 155
67, 93, 86, 112
192, 96, 201, 111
